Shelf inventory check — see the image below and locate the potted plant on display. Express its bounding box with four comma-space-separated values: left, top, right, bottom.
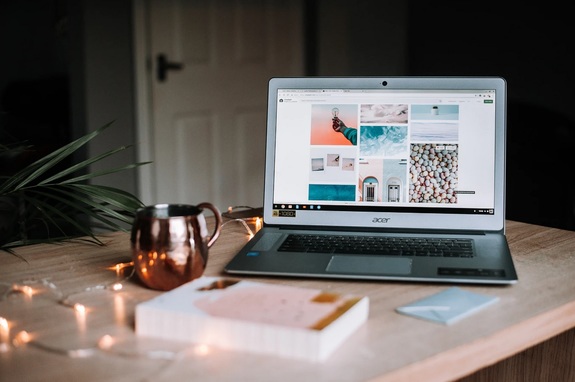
0, 121, 150, 255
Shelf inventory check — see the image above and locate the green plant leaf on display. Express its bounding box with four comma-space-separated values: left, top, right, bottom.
1, 120, 151, 253
58, 161, 152, 184
36, 145, 130, 185
0, 122, 113, 194
18, 190, 102, 241
1, 235, 107, 252
29, 186, 138, 231
67, 184, 143, 211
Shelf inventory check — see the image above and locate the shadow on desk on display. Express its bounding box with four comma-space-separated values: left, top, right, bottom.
457, 327, 575, 381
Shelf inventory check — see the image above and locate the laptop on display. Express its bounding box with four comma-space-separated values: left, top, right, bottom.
224, 76, 518, 285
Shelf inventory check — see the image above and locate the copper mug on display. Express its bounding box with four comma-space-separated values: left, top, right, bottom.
130, 203, 222, 291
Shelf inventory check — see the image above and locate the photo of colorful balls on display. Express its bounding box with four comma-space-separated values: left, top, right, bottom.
409, 143, 458, 204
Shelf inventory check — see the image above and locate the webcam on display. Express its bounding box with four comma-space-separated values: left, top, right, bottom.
381, 81, 388, 86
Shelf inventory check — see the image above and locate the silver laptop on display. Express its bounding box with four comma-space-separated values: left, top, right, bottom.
224, 76, 518, 285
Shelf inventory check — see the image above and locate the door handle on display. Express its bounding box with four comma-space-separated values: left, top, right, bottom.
157, 54, 184, 82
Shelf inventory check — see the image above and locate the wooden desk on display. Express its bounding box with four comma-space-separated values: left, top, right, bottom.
1, 220, 574, 382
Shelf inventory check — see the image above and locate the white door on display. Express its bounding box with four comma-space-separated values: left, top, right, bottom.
137, 0, 304, 211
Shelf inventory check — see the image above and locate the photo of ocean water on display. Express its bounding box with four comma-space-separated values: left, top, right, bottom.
308, 184, 356, 201
359, 125, 408, 157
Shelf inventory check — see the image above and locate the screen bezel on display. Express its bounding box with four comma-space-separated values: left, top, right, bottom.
262, 76, 507, 233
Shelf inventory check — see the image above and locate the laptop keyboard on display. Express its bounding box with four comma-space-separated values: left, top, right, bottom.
278, 234, 474, 257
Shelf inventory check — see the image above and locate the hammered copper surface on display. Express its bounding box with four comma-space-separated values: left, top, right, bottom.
130, 203, 222, 291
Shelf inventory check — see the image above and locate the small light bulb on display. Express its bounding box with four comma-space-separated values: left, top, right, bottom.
13, 331, 31, 347
331, 107, 339, 118
0, 317, 8, 331
20, 286, 34, 297
74, 303, 86, 314
0, 317, 9, 347
255, 217, 262, 232
194, 344, 210, 356
98, 335, 115, 350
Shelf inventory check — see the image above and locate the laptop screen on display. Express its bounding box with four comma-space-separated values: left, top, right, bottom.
263, 77, 507, 232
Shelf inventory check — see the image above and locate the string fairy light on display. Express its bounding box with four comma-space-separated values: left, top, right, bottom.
222, 205, 264, 239
0, 265, 137, 357
12, 330, 31, 347
0, 316, 9, 352
223, 218, 256, 239
0, 212, 254, 369
107, 261, 134, 276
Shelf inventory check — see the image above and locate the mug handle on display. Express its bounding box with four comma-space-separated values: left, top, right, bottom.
198, 202, 223, 248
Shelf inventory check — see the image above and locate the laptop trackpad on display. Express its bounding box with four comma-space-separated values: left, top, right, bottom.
326, 255, 412, 275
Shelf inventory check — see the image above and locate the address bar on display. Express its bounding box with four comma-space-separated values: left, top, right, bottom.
321, 93, 481, 98
300, 98, 451, 103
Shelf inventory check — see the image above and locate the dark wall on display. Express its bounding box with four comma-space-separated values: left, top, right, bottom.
2, 0, 573, 230
0, 0, 137, 196
407, 1, 575, 230
0, 1, 71, 170
407, 1, 574, 118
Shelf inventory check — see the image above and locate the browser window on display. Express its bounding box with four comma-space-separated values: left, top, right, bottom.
273, 88, 496, 216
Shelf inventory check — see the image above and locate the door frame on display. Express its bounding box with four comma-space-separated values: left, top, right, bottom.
132, 0, 155, 205
131, 0, 307, 206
